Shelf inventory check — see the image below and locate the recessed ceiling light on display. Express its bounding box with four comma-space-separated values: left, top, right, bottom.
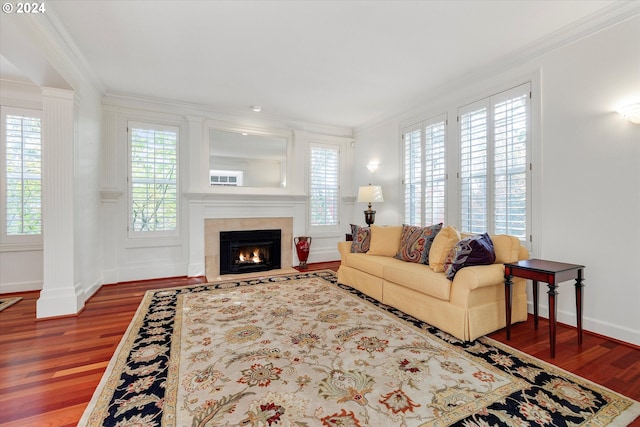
251, 105, 262, 112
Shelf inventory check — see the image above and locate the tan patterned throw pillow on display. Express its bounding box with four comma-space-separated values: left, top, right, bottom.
428, 225, 461, 272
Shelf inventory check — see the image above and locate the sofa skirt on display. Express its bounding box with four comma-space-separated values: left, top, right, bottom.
337, 264, 528, 341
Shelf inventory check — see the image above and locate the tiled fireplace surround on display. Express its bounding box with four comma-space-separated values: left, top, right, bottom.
206, 217, 292, 279
186, 194, 306, 281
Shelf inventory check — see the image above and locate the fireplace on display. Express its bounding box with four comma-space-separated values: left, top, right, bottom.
219, 229, 281, 274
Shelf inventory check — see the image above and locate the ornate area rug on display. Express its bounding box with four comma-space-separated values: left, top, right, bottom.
0, 297, 22, 312
80, 271, 639, 426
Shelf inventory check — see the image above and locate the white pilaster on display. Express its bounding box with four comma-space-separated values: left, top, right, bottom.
100, 111, 122, 284
186, 115, 206, 193
37, 87, 83, 318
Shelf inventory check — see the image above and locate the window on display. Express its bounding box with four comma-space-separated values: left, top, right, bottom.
402, 114, 447, 226
1, 107, 42, 242
129, 122, 178, 235
309, 144, 340, 228
459, 83, 530, 240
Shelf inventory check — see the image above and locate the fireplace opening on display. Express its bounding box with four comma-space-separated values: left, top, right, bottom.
220, 229, 281, 274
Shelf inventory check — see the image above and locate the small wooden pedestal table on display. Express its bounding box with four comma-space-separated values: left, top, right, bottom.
504, 259, 585, 358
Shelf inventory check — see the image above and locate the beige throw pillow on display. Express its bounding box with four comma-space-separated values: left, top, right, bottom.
429, 225, 461, 272
367, 225, 403, 257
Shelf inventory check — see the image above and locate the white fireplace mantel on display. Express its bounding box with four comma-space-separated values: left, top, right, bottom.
186, 192, 308, 277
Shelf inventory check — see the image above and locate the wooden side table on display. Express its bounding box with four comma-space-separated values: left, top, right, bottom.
504, 259, 585, 358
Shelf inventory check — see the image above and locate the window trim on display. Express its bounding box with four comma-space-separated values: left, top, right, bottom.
308, 141, 341, 234
127, 121, 180, 239
0, 106, 43, 248
402, 113, 447, 227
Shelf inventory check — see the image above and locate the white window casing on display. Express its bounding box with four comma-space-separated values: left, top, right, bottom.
128, 121, 179, 238
402, 114, 447, 227
1, 106, 42, 247
309, 143, 340, 232
458, 82, 531, 241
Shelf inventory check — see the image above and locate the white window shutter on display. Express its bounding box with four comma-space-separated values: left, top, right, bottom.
459, 104, 488, 234
403, 115, 447, 227
493, 87, 529, 239
403, 125, 422, 225
424, 118, 447, 225
458, 82, 530, 239
309, 144, 340, 227
129, 122, 179, 234
2, 108, 42, 238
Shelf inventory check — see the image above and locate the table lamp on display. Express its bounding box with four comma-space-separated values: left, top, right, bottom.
357, 184, 384, 226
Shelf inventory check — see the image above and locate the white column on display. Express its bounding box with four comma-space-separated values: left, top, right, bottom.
36, 87, 83, 318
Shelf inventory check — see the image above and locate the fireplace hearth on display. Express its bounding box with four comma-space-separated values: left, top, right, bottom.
219, 229, 281, 274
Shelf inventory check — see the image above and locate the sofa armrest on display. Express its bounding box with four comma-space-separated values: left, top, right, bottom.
518, 244, 529, 261
338, 241, 352, 263
449, 264, 506, 306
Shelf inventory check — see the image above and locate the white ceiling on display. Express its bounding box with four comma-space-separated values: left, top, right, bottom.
9, 1, 628, 128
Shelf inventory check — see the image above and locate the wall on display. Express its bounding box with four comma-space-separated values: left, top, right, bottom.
352, 16, 640, 345
100, 97, 353, 283
74, 77, 105, 301
535, 16, 639, 345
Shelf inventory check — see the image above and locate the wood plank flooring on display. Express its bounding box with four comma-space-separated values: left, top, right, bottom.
1, 263, 638, 426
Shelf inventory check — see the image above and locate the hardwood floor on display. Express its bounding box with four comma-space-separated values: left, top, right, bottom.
1, 262, 638, 426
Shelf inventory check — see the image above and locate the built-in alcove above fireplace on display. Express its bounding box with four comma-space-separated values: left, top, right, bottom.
219, 229, 281, 274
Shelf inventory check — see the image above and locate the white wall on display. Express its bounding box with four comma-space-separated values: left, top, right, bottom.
100, 98, 353, 283
74, 78, 105, 301
352, 16, 640, 346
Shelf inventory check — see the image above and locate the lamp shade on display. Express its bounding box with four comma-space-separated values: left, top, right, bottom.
357, 185, 384, 204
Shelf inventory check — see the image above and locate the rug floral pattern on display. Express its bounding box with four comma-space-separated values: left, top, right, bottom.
81, 271, 639, 427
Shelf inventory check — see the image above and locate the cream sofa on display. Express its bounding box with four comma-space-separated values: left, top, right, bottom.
337, 225, 529, 341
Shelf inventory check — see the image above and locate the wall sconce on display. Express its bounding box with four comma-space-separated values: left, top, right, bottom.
617, 102, 640, 124
357, 184, 384, 226
366, 161, 379, 173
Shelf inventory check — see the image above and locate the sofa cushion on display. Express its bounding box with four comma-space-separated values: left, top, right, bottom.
429, 225, 461, 272
384, 262, 452, 301
444, 233, 496, 279
394, 223, 442, 264
368, 225, 403, 256
345, 253, 403, 277
350, 224, 371, 253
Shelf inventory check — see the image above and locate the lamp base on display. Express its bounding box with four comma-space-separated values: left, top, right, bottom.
364, 209, 376, 227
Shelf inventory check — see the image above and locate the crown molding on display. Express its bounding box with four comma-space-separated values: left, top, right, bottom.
24, 8, 105, 95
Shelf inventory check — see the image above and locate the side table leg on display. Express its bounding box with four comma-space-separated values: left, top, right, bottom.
505, 274, 513, 340
533, 280, 539, 330
575, 269, 585, 345
548, 282, 558, 358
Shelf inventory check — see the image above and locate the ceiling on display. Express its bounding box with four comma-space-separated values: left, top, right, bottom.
5, 1, 626, 129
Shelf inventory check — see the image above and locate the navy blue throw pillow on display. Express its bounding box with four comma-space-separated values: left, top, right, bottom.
444, 233, 496, 280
